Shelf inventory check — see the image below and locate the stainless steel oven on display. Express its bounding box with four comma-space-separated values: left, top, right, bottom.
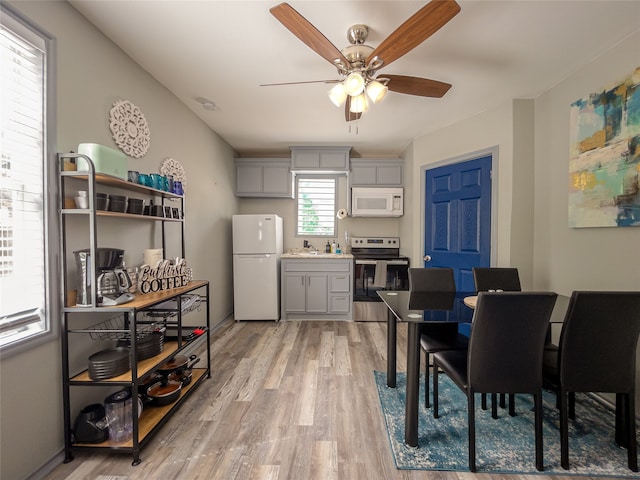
351, 236, 409, 302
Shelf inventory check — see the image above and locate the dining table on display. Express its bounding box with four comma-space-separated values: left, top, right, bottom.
378, 289, 576, 448
378, 290, 475, 447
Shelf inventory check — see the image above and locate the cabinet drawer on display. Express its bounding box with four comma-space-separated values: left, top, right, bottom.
282, 260, 351, 273
330, 274, 350, 292
330, 295, 351, 313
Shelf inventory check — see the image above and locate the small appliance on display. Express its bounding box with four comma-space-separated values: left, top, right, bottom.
72, 403, 109, 444
74, 248, 132, 306
351, 187, 403, 217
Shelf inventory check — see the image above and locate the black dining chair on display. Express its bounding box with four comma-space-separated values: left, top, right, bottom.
472, 267, 522, 415
542, 291, 640, 472
433, 291, 558, 472
472, 267, 522, 292
410, 267, 469, 409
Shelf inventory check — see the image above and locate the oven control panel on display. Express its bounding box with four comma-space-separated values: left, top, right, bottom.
350, 237, 400, 248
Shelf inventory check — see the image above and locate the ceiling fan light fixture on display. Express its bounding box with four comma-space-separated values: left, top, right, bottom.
349, 93, 369, 113
328, 83, 347, 107
366, 80, 388, 104
344, 72, 365, 96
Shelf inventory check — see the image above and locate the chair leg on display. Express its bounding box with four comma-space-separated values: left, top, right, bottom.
568, 392, 575, 420
468, 391, 477, 472
499, 393, 506, 408
560, 389, 570, 469
491, 393, 498, 419
534, 391, 544, 471
433, 358, 440, 419
627, 393, 638, 472
481, 393, 487, 410
508, 393, 516, 417
424, 351, 431, 408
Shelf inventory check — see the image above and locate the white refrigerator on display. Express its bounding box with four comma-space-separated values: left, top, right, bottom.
232, 214, 283, 320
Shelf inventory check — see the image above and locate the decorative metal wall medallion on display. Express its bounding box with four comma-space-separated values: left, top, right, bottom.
160, 157, 187, 191
109, 100, 151, 158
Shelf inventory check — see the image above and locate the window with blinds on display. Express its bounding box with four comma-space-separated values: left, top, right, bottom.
296, 176, 336, 237
0, 8, 50, 349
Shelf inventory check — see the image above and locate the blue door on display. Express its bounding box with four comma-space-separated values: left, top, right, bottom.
424, 155, 492, 291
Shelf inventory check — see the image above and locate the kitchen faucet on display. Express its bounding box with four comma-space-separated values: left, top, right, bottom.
303, 240, 318, 252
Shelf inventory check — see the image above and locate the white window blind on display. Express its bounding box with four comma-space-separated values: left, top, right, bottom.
296, 177, 336, 236
0, 10, 48, 347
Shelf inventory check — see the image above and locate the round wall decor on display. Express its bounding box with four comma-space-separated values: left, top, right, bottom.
160, 157, 187, 191
109, 100, 150, 158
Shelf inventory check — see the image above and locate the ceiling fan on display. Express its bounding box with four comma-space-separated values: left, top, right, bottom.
265, 0, 461, 122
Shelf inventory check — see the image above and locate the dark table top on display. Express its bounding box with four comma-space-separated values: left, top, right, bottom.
377, 290, 475, 324
378, 290, 570, 325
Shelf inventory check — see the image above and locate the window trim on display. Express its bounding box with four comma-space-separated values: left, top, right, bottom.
295, 174, 338, 238
1, 3, 59, 357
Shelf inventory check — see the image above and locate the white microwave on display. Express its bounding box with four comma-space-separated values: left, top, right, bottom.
351, 187, 403, 217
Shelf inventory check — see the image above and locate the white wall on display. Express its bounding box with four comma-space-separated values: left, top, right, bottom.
1, 2, 238, 479
533, 31, 640, 294
406, 101, 522, 276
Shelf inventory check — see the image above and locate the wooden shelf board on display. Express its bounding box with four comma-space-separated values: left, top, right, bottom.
73, 368, 208, 449
64, 280, 208, 312
71, 342, 181, 383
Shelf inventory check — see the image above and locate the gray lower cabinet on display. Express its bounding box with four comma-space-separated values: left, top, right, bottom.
281, 258, 353, 320
235, 158, 293, 197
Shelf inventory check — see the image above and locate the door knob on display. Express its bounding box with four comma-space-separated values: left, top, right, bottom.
423, 255, 432, 262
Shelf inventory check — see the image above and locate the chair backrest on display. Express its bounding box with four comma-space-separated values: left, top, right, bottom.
558, 291, 640, 393
472, 267, 521, 292
467, 292, 558, 393
408, 267, 455, 292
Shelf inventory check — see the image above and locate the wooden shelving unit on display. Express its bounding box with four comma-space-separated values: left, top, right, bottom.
57, 153, 210, 466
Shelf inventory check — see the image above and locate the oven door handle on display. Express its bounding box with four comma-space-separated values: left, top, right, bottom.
355, 259, 409, 265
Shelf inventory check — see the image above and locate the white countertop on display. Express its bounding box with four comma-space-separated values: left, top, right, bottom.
282, 252, 353, 259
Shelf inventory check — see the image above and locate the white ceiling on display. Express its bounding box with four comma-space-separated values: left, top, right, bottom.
68, 0, 640, 157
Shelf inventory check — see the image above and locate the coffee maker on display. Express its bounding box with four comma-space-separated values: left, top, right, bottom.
74, 248, 132, 305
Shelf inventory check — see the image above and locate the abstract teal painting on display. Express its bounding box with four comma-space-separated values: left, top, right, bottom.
568, 67, 640, 227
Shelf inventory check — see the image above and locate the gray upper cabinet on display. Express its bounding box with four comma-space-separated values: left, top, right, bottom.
290, 146, 351, 172
349, 158, 404, 187
235, 158, 293, 198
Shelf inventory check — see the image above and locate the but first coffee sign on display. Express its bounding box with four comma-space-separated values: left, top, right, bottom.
138, 259, 189, 294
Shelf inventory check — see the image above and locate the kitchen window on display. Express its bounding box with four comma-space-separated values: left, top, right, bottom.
0, 5, 58, 354
295, 176, 336, 237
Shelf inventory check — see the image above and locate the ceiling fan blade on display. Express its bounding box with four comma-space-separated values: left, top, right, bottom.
369, 0, 461, 68
345, 97, 362, 122
385, 74, 452, 98
270, 3, 350, 68
260, 80, 340, 87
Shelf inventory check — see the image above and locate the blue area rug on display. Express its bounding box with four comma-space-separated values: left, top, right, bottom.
374, 371, 640, 477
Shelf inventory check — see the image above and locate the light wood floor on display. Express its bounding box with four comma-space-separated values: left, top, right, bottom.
44, 319, 599, 480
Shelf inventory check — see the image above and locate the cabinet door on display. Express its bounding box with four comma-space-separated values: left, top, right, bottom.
306, 274, 328, 313
350, 165, 377, 186
235, 158, 292, 197
377, 165, 403, 186
284, 274, 306, 312
349, 159, 404, 186
263, 164, 291, 195
319, 150, 348, 170
292, 150, 319, 169
236, 164, 263, 194
291, 147, 350, 171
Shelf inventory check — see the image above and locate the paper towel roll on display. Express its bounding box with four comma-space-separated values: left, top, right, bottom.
143, 248, 163, 266
336, 208, 348, 220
